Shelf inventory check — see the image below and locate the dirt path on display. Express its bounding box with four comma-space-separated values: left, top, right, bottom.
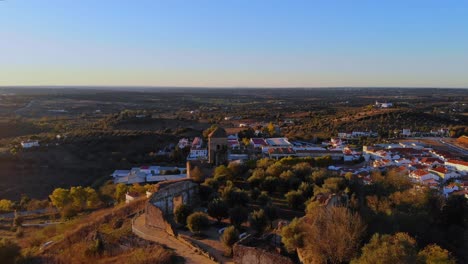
132, 214, 217, 264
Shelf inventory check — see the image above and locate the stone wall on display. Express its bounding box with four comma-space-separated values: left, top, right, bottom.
145, 202, 176, 236
145, 179, 199, 235
233, 236, 294, 264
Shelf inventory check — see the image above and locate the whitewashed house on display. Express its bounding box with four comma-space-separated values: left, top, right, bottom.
21, 140, 39, 148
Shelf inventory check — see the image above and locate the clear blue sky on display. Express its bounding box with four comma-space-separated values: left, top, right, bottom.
1, 0, 467, 87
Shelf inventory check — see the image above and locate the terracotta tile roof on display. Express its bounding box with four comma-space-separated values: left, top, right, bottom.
420, 157, 443, 164
412, 169, 430, 177
447, 159, 468, 166
431, 166, 448, 174
268, 147, 295, 155
411, 164, 428, 170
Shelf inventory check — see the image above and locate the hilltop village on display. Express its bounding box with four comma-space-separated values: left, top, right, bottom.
106, 126, 468, 264
0, 88, 466, 264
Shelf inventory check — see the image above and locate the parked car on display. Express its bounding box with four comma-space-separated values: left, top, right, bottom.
239, 232, 248, 239
218, 227, 227, 235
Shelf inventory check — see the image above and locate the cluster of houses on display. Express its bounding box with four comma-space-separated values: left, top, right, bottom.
337, 131, 379, 139
400, 128, 450, 137
362, 142, 468, 197
111, 165, 187, 184
181, 134, 364, 163
251, 137, 362, 162
337, 128, 450, 139
375, 101, 393, 108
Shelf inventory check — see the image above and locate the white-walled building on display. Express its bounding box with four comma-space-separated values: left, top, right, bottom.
111, 165, 186, 184
187, 148, 208, 160
445, 159, 468, 174
21, 140, 39, 148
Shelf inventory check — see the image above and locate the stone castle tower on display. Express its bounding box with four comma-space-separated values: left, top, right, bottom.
208, 127, 228, 165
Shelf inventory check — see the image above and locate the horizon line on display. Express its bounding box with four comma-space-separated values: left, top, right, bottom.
0, 85, 467, 90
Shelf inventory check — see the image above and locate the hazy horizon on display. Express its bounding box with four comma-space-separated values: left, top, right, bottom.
1, 1, 468, 88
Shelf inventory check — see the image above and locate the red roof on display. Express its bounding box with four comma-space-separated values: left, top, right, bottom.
411, 164, 428, 170
420, 157, 443, 164
412, 169, 430, 177
268, 147, 295, 155
447, 159, 468, 166
251, 138, 267, 146
431, 166, 448, 174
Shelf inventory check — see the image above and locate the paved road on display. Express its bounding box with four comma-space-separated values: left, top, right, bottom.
14, 100, 35, 114
22, 222, 63, 227
439, 139, 468, 156
0, 208, 56, 219
132, 214, 217, 264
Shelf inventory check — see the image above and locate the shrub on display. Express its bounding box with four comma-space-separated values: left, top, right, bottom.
249, 209, 269, 234
0, 199, 13, 213
174, 204, 193, 226
221, 226, 239, 256
285, 190, 305, 210
61, 205, 78, 219
257, 191, 271, 206
187, 212, 210, 235
262, 176, 279, 193
207, 198, 229, 223
229, 206, 248, 229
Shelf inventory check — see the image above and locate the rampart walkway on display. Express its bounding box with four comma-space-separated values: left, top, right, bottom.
132, 213, 216, 264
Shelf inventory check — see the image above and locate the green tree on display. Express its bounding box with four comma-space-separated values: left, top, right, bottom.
242, 137, 251, 147
322, 177, 346, 193
298, 182, 314, 198
285, 190, 305, 210
229, 206, 248, 229
257, 191, 271, 206
19, 194, 31, 210
214, 165, 232, 180
187, 212, 210, 235
228, 162, 245, 179
266, 163, 285, 178
85, 187, 100, 208
49, 188, 71, 209
207, 198, 229, 223
292, 162, 312, 179
267, 122, 276, 136
281, 217, 304, 252
299, 206, 365, 264
129, 183, 146, 194
0, 199, 13, 213
262, 176, 279, 194
222, 184, 249, 207
70, 186, 87, 210
174, 204, 193, 226
417, 244, 456, 264
249, 209, 269, 234
263, 205, 278, 228
114, 183, 128, 203
221, 226, 239, 256
352, 232, 418, 264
